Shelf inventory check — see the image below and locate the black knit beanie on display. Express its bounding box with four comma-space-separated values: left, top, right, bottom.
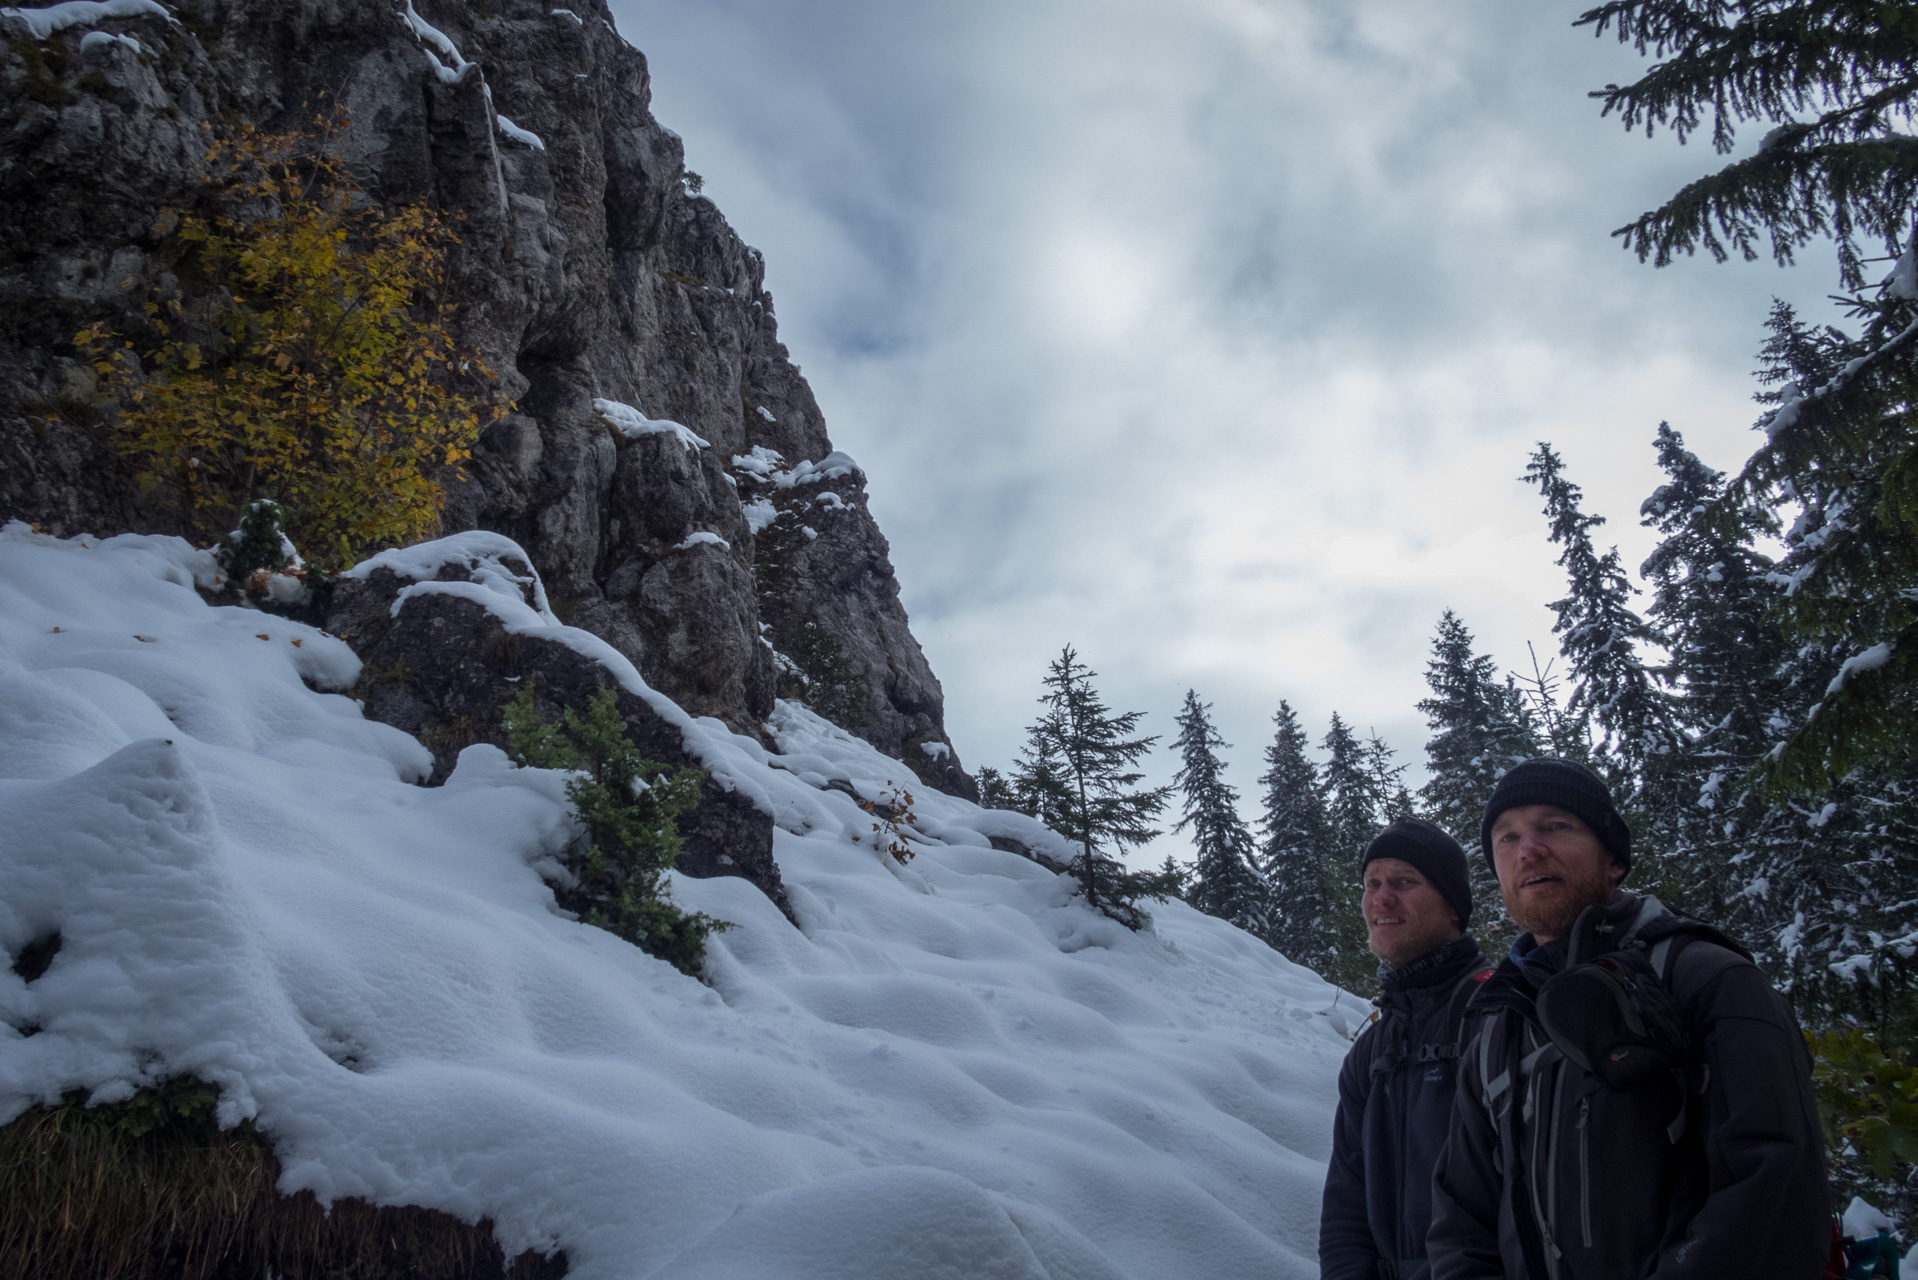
1478, 757, 1632, 873
1362, 818, 1473, 929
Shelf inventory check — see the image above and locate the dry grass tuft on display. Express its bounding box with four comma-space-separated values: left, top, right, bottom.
0, 1077, 568, 1280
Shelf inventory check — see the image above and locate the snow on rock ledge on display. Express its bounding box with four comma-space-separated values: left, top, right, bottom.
345, 529, 559, 620
0, 0, 173, 39
0, 527, 1349, 1280
592, 397, 711, 451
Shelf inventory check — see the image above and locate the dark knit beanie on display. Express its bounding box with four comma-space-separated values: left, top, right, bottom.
1362, 818, 1474, 929
1478, 757, 1632, 873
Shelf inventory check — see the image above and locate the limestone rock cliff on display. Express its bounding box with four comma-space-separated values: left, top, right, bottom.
0, 0, 970, 794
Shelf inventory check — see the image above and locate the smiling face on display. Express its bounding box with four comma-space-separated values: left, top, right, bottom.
1489, 804, 1626, 943
1362, 857, 1461, 968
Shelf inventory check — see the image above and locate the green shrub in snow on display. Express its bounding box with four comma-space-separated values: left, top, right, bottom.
502, 686, 720, 976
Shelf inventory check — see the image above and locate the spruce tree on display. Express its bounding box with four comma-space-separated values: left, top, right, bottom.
1369, 732, 1416, 823
1011, 721, 1073, 831
974, 766, 1016, 811
1741, 293, 1918, 792
1579, 0, 1918, 790
1524, 443, 1684, 775
1015, 646, 1176, 929
1637, 422, 1791, 922
1320, 713, 1386, 988
1258, 702, 1341, 974
1171, 690, 1270, 936
1524, 441, 1698, 899
1417, 610, 1539, 943
1579, 0, 1918, 289
1321, 713, 1381, 862
1514, 642, 1593, 764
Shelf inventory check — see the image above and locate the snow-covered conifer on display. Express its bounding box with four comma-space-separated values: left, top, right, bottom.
1257, 702, 1340, 974
1524, 443, 1683, 776
1171, 690, 1269, 936
1320, 713, 1385, 987
1584, 0, 1918, 792
1417, 610, 1537, 939
1634, 423, 1788, 919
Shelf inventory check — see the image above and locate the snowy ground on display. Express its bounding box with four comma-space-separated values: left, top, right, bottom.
0, 522, 1353, 1280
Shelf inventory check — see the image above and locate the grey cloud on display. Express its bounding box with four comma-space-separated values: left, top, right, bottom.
609, 0, 1842, 865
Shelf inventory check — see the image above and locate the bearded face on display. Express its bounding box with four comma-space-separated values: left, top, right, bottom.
1489, 805, 1625, 943
1362, 856, 1461, 968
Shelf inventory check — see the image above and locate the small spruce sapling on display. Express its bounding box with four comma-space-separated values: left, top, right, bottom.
975, 766, 1016, 810
216, 499, 294, 585
776, 621, 870, 730
212, 498, 336, 618
1015, 645, 1176, 930
1157, 855, 1193, 899
502, 686, 721, 976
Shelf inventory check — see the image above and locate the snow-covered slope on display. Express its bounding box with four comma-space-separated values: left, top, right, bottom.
0, 522, 1352, 1280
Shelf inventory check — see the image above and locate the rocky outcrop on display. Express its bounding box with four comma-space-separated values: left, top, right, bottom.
322, 543, 792, 920
0, 0, 967, 791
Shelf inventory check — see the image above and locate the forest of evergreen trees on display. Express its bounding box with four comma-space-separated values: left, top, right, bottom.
978, 414, 1918, 1039
969, 0, 1918, 1214
978, 0, 1918, 1066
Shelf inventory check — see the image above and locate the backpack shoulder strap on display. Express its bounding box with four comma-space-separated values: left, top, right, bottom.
1449, 963, 1494, 1036
1414, 963, 1495, 1064
1368, 1001, 1410, 1077
1477, 1002, 1521, 1112
1632, 910, 1754, 965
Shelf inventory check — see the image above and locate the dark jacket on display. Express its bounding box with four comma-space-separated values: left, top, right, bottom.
1322, 936, 1493, 1280
1428, 892, 1828, 1280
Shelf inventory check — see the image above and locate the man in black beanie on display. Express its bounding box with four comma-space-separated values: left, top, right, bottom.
1427, 758, 1827, 1280
1320, 818, 1492, 1280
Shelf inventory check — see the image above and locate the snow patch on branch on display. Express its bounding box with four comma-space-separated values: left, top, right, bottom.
1825, 642, 1894, 698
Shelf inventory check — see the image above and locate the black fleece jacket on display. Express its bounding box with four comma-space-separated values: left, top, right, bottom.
1428, 892, 1827, 1280
1321, 936, 1492, 1280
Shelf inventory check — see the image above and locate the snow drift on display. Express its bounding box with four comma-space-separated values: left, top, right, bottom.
0, 522, 1349, 1280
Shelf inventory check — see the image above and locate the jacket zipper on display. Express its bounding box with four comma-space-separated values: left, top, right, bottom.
1543, 1061, 1568, 1271
1523, 1031, 1563, 1279
1578, 1096, 1592, 1249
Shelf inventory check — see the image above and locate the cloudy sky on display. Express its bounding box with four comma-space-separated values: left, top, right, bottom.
606, 0, 1838, 864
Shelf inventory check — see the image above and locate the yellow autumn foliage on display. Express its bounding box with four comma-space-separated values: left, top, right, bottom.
78, 113, 505, 571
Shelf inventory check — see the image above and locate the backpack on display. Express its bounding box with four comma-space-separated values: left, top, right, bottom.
1532, 897, 1750, 1092
1824, 1218, 1852, 1280
1845, 1230, 1904, 1280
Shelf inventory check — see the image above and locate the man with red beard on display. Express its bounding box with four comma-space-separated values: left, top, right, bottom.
1426, 759, 1827, 1280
